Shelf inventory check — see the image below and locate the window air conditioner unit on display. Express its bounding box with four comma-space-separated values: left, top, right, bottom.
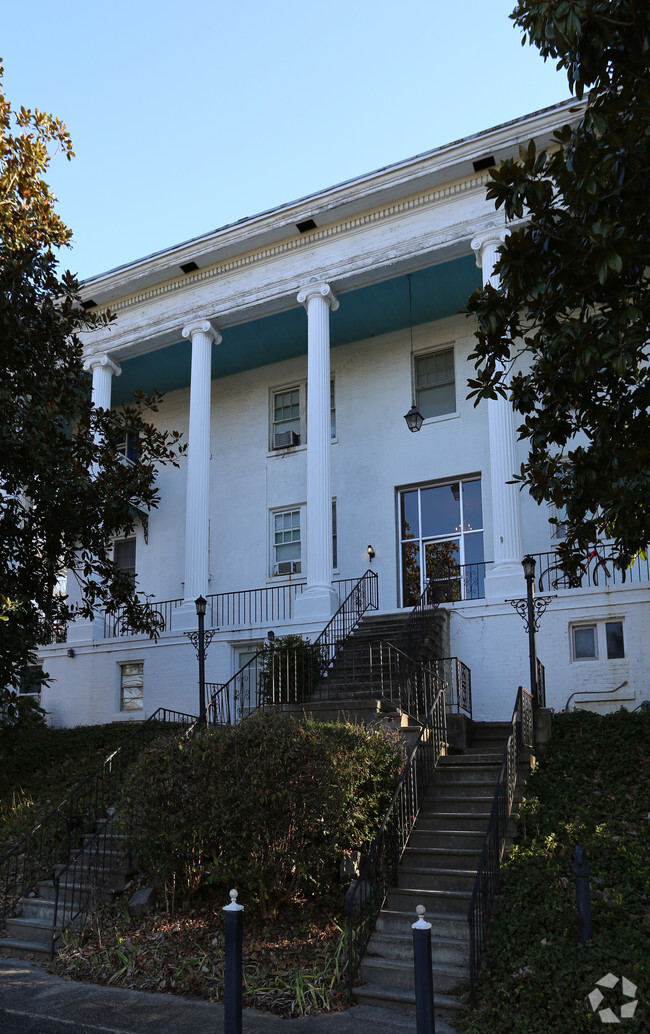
272, 430, 300, 449
274, 561, 300, 576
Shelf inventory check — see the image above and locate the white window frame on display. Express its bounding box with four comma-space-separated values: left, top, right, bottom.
571, 624, 598, 661
114, 537, 137, 585
269, 379, 336, 451
271, 506, 303, 576
118, 660, 144, 712
570, 620, 625, 662
414, 344, 456, 422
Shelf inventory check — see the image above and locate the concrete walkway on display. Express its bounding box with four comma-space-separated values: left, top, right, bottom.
0, 958, 457, 1033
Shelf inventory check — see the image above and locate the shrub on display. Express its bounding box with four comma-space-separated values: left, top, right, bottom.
118, 711, 404, 917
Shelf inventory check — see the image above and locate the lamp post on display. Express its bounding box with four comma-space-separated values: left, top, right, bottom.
184, 595, 217, 723
522, 555, 538, 707
506, 556, 553, 709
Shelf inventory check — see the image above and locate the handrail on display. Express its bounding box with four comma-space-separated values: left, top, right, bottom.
432, 657, 472, 716
346, 673, 447, 989
0, 708, 197, 922
206, 570, 378, 724
467, 686, 534, 1003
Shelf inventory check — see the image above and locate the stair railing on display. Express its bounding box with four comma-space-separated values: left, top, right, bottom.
0, 708, 197, 923
207, 569, 378, 723
467, 686, 534, 1003
391, 566, 445, 663
346, 671, 447, 989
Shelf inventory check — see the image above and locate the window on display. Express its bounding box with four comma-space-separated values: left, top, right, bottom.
270, 380, 336, 450
571, 621, 625, 661
572, 625, 597, 660
19, 665, 43, 695
272, 387, 301, 448
548, 502, 568, 541
114, 538, 136, 585
120, 662, 144, 711
399, 478, 484, 605
273, 509, 302, 574
116, 432, 139, 463
415, 347, 456, 419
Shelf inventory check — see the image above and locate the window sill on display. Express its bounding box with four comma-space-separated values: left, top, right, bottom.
420, 411, 460, 427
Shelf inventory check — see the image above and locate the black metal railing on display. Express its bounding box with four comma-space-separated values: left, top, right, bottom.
467, 686, 534, 1003
0, 708, 197, 923
346, 674, 447, 988
99, 578, 361, 640
207, 570, 378, 724
393, 574, 441, 662
429, 561, 491, 603
432, 657, 472, 716
535, 548, 649, 593
536, 657, 546, 709
50, 813, 125, 959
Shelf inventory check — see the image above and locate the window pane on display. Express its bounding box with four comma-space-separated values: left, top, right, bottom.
400, 490, 419, 539
606, 621, 624, 659
401, 541, 420, 607
415, 349, 455, 418
573, 626, 596, 660
464, 531, 484, 566
273, 388, 300, 436
115, 539, 136, 584
421, 483, 461, 537
417, 383, 456, 419
120, 662, 143, 711
462, 480, 483, 531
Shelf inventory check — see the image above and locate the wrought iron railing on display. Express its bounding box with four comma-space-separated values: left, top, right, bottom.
393, 574, 441, 662
536, 657, 546, 709
432, 657, 472, 716
535, 548, 649, 593
50, 813, 125, 959
99, 578, 360, 640
207, 571, 378, 724
467, 686, 534, 1003
346, 674, 447, 988
0, 708, 197, 923
429, 561, 491, 603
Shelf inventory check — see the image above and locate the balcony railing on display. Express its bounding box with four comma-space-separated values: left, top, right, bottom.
98, 578, 361, 640
428, 560, 491, 603
535, 549, 650, 593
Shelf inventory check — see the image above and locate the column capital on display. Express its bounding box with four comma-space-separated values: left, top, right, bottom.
182, 319, 222, 345
471, 228, 509, 269
297, 281, 339, 312
83, 354, 121, 378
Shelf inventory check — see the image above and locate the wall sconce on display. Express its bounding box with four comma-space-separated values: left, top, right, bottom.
67, 648, 76, 658
367, 544, 375, 563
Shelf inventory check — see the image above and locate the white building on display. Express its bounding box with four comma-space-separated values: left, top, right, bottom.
39, 101, 649, 727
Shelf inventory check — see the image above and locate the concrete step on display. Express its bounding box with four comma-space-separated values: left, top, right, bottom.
420, 794, 495, 814
0, 936, 52, 959
427, 779, 498, 799
406, 828, 486, 851
385, 886, 472, 915
360, 953, 465, 993
368, 929, 468, 966
411, 811, 491, 831
17, 896, 82, 923
397, 866, 477, 892
353, 982, 465, 1019
434, 763, 501, 783
374, 907, 470, 941
402, 844, 482, 868
4, 915, 57, 946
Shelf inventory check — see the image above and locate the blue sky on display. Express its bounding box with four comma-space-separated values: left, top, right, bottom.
3, 1, 570, 281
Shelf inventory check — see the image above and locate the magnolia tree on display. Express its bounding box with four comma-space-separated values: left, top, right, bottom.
0, 64, 186, 694
467, 0, 650, 573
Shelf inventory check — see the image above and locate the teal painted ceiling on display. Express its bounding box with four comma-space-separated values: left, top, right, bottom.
112, 255, 480, 406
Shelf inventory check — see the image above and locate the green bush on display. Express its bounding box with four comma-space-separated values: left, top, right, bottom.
118, 712, 404, 917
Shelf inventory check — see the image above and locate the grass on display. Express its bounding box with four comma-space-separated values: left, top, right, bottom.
0, 721, 139, 845
454, 709, 650, 1033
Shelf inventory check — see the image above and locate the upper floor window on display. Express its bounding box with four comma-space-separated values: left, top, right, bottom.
114, 537, 136, 585
415, 347, 456, 419
273, 509, 302, 575
116, 432, 140, 463
272, 387, 301, 448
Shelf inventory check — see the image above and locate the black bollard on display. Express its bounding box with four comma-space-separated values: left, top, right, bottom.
412, 904, 436, 1034
573, 844, 592, 945
223, 888, 244, 1034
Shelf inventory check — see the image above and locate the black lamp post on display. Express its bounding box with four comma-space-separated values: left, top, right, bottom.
522, 555, 538, 707
184, 595, 217, 724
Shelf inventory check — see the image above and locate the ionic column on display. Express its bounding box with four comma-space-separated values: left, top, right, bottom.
180, 320, 221, 610
293, 282, 339, 622
471, 231, 524, 598
83, 354, 121, 410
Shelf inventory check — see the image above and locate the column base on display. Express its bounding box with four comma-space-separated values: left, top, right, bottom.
484, 561, 526, 601
173, 601, 204, 632
293, 585, 339, 625
67, 616, 105, 644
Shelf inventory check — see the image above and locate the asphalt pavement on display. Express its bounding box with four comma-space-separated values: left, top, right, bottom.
0, 958, 457, 1034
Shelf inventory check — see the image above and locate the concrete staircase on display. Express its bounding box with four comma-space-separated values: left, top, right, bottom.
0, 815, 131, 960
353, 721, 521, 1022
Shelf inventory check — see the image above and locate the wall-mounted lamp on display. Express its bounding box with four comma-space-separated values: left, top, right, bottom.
267, 630, 275, 641
67, 648, 76, 659
367, 544, 375, 563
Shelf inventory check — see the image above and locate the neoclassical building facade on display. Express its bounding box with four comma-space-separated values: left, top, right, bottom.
39, 100, 649, 726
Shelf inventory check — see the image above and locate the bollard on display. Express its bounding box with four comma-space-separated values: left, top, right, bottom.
573, 844, 592, 945
223, 888, 244, 1034
412, 904, 436, 1034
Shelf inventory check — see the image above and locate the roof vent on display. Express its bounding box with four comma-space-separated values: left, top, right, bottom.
296, 218, 317, 234
472, 155, 496, 173
180, 261, 199, 274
